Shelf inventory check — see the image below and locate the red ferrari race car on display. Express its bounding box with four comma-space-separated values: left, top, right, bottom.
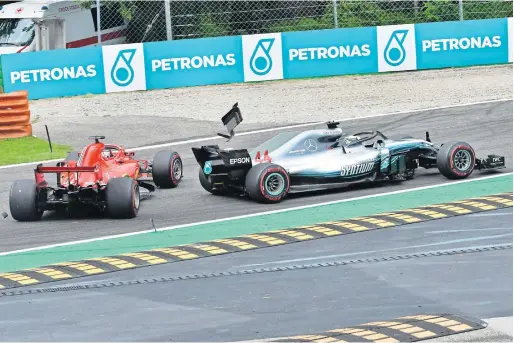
9, 136, 183, 221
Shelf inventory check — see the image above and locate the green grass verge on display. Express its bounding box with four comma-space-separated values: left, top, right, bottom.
0, 136, 72, 166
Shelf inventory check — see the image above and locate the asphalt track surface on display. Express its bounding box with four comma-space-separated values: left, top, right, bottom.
0, 208, 511, 341
0, 101, 512, 252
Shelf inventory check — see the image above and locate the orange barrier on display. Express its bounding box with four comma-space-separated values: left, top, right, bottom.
0, 90, 32, 139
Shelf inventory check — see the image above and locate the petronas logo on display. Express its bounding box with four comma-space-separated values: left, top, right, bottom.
204, 161, 212, 175
384, 30, 409, 67
111, 49, 136, 87
250, 38, 275, 75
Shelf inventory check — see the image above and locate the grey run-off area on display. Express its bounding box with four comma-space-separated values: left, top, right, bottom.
28, 64, 513, 149
0, 208, 511, 341
0, 62, 511, 342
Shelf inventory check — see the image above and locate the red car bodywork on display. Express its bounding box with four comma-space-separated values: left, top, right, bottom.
35, 141, 151, 189
9, 136, 182, 221
9, 136, 183, 221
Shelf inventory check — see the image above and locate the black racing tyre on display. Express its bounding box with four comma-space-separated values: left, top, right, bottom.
245, 163, 290, 203
436, 141, 476, 179
198, 168, 224, 195
9, 179, 44, 221
65, 151, 80, 161
106, 177, 140, 219
152, 151, 183, 188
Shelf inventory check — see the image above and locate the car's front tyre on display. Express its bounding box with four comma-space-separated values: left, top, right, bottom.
152, 151, 183, 188
436, 141, 476, 179
245, 163, 290, 203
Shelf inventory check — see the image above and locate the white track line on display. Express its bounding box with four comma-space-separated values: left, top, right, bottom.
0, 172, 511, 257
127, 98, 514, 151
0, 98, 511, 170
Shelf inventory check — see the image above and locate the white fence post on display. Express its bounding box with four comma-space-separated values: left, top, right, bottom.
96, 0, 101, 45
164, 0, 173, 40
332, 0, 338, 28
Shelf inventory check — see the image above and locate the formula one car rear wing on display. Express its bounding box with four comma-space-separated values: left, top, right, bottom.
34, 163, 98, 188
218, 102, 243, 141
35, 165, 97, 173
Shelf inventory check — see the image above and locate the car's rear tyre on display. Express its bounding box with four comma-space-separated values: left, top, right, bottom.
106, 177, 140, 219
437, 141, 476, 179
9, 179, 44, 221
152, 151, 182, 188
65, 151, 80, 161
245, 163, 290, 203
198, 168, 224, 195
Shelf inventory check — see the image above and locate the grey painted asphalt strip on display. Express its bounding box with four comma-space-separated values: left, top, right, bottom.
0, 101, 512, 253
0, 209, 510, 341
6, 208, 511, 288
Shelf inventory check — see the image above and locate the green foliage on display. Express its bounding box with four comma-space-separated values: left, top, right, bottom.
420, 0, 460, 23
266, 17, 333, 34
333, 0, 510, 28
76, 0, 137, 21
76, 0, 513, 41
462, 0, 513, 20
198, 14, 231, 37
228, 0, 511, 38
259, 0, 511, 36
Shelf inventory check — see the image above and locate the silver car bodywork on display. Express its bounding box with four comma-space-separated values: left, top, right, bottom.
248, 127, 434, 192
192, 104, 506, 200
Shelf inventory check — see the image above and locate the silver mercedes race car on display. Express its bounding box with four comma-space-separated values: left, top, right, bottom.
192, 103, 506, 203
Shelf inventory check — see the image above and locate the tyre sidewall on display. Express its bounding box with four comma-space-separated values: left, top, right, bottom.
246, 164, 290, 203
152, 151, 183, 188
437, 142, 476, 179
169, 152, 183, 186
106, 177, 140, 219
9, 179, 44, 221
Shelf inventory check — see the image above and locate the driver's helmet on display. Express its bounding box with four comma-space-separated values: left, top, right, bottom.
101, 150, 112, 159
102, 147, 119, 159
342, 135, 360, 144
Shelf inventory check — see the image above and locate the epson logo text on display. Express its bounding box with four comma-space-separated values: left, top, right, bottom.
230, 157, 251, 165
